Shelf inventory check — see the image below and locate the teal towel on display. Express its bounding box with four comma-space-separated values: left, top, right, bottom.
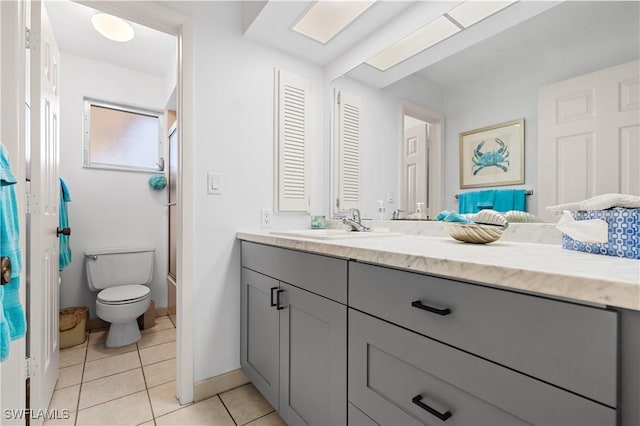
0, 286, 9, 361
436, 210, 473, 224
0, 143, 26, 346
2, 277, 25, 340
493, 189, 526, 212
458, 192, 480, 214
477, 190, 496, 209
460, 189, 526, 213
59, 177, 72, 270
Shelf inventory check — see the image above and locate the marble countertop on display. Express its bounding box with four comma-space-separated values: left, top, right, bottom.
237, 230, 640, 311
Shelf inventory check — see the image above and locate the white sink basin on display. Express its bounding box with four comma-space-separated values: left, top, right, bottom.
270, 229, 402, 240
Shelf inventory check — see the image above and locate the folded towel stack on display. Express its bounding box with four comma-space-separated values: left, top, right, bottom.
0, 143, 25, 362
546, 193, 640, 211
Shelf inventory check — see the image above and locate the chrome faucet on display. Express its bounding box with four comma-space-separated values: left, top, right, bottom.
392, 209, 404, 220
342, 209, 371, 232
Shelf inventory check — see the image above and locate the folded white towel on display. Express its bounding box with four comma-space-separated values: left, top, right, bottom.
546, 193, 640, 212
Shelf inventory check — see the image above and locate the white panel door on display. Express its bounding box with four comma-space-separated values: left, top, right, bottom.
538, 60, 640, 222
29, 1, 60, 421
401, 124, 427, 215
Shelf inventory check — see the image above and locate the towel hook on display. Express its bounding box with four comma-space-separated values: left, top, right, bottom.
85, 254, 98, 261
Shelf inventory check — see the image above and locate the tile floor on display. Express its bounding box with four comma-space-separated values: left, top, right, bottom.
48, 316, 285, 426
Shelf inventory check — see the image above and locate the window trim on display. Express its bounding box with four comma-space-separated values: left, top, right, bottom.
83, 98, 164, 173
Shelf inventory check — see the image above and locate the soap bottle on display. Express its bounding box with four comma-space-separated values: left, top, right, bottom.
416, 202, 426, 220
377, 200, 385, 220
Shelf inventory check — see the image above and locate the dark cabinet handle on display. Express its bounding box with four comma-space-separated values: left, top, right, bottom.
412, 394, 452, 421
57, 227, 71, 237
411, 300, 451, 316
270, 287, 278, 307
276, 289, 284, 310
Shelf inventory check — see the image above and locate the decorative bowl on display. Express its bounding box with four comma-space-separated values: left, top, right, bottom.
443, 222, 506, 244
444, 210, 509, 244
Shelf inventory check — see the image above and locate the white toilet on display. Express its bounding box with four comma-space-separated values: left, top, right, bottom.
84, 247, 155, 347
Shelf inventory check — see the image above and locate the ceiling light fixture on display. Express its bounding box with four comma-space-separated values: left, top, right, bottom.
292, 0, 376, 45
91, 13, 135, 42
366, 16, 460, 71
446, 0, 516, 28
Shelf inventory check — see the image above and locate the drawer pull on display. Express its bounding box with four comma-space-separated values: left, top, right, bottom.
276, 289, 285, 310
270, 287, 278, 307
411, 394, 452, 421
411, 300, 451, 316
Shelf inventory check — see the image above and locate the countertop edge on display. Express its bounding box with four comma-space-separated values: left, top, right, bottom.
237, 231, 640, 311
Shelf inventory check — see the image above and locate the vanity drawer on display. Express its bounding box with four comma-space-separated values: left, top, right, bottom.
349, 261, 617, 407
241, 241, 348, 304
349, 309, 616, 426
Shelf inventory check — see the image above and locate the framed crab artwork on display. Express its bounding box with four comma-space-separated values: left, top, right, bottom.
459, 118, 525, 189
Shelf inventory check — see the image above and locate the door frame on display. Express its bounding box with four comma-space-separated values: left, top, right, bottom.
400, 100, 445, 219
2, 0, 195, 408
0, 1, 28, 421
80, 1, 195, 405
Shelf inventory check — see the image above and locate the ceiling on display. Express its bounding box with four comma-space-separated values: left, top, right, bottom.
44, 1, 639, 90
243, 1, 415, 66
244, 1, 567, 87
45, 0, 176, 77
413, 1, 640, 87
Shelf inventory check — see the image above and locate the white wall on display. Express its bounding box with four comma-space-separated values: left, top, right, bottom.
58, 53, 169, 318
164, 1, 324, 382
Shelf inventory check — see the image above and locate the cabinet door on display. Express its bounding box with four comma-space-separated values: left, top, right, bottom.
279, 282, 347, 425
241, 268, 280, 408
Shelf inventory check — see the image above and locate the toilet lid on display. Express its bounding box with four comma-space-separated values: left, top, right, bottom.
98, 285, 150, 305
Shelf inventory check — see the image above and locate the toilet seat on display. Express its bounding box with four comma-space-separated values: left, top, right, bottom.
97, 285, 150, 305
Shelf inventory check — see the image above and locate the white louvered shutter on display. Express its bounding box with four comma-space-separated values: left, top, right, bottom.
276, 70, 311, 212
336, 90, 360, 212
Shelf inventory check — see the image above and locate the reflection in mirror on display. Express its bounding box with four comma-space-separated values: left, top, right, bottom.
330, 1, 639, 220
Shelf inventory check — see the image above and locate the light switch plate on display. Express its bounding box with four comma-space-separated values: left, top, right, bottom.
207, 172, 222, 195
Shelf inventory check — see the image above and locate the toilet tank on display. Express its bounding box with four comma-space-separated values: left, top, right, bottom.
84, 247, 155, 291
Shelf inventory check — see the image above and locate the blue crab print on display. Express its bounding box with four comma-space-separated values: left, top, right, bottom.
472, 137, 510, 175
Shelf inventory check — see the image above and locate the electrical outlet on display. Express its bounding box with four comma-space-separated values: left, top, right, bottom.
386, 189, 395, 204
260, 209, 273, 228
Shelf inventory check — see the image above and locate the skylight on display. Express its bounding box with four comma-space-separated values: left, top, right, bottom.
366, 16, 460, 72
292, 1, 376, 45
366, 0, 516, 71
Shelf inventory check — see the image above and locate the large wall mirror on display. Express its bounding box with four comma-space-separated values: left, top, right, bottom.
329, 1, 639, 220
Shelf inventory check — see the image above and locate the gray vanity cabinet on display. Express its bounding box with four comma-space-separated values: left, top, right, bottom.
349, 261, 618, 408
240, 267, 280, 408
348, 309, 615, 426
239, 240, 631, 425
278, 282, 347, 425
240, 242, 348, 426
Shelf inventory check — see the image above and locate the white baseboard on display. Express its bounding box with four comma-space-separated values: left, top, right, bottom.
193, 368, 250, 402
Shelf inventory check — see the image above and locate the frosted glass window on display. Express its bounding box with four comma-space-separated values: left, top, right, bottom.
84, 100, 162, 172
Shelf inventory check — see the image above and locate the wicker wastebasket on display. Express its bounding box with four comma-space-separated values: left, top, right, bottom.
60, 306, 88, 349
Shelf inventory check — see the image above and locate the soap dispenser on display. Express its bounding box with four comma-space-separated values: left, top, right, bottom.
416, 202, 426, 220
377, 200, 385, 220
